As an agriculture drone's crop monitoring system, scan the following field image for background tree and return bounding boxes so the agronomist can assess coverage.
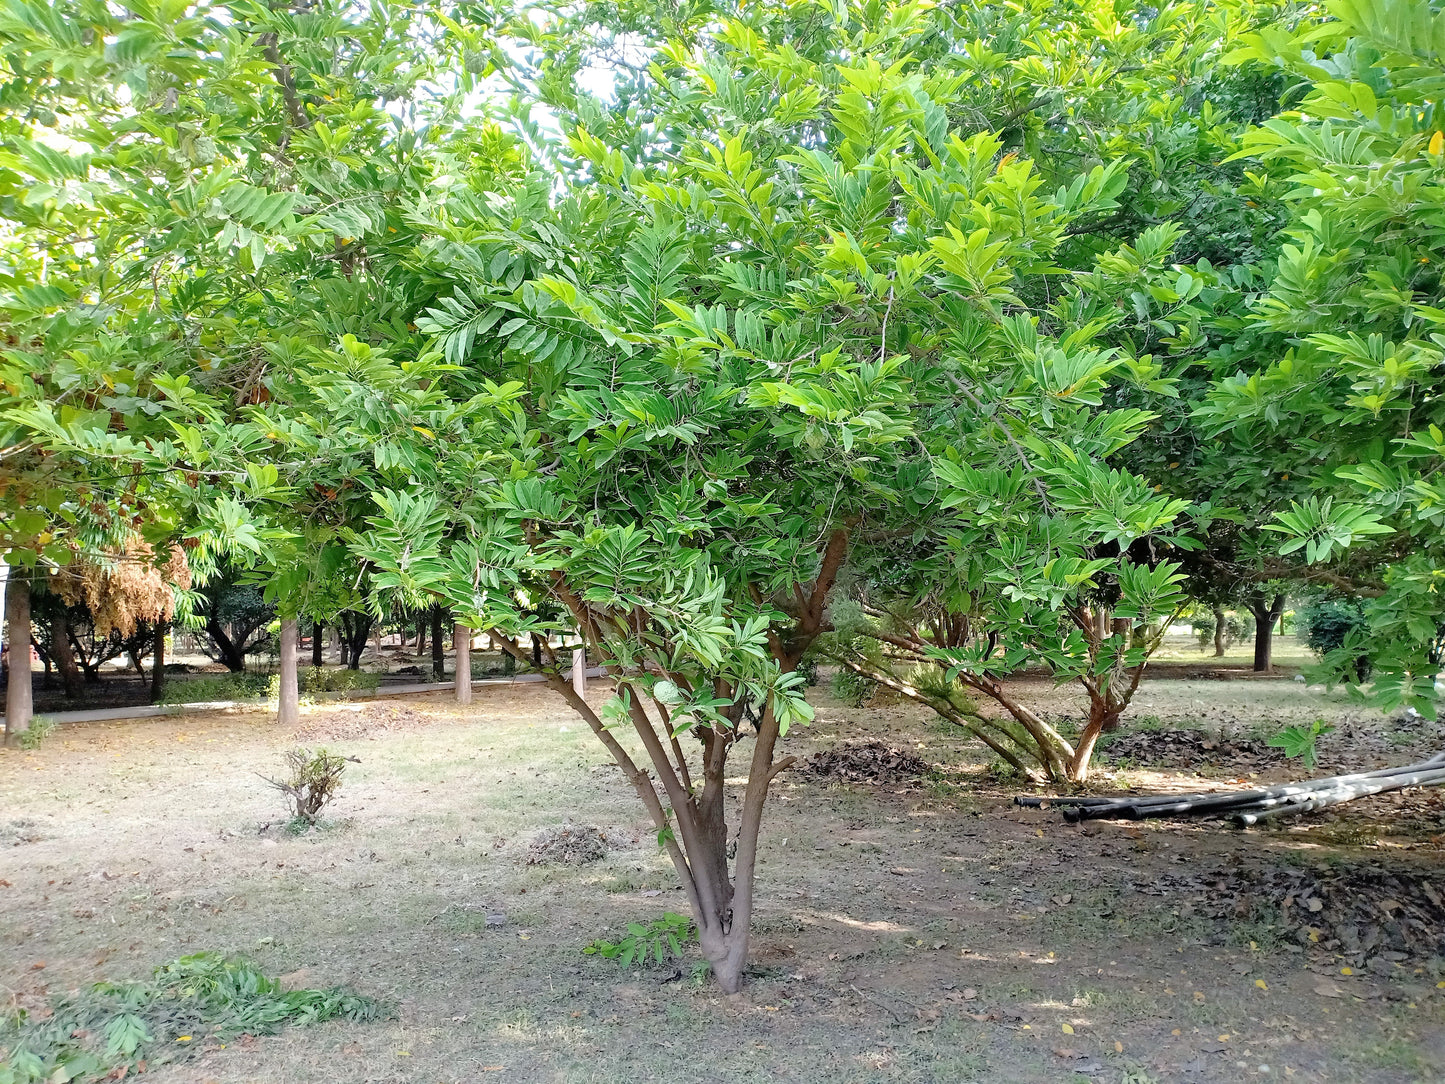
[1201,0,1445,709]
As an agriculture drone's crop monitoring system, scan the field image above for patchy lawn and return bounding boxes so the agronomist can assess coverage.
[2,675,1443,1083]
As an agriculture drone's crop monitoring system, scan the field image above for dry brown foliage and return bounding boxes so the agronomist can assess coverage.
[49,536,192,636]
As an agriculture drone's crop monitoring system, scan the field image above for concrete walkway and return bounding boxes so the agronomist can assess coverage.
[2,667,606,729]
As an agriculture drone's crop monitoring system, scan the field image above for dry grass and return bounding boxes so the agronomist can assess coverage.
[1,679,1442,1083]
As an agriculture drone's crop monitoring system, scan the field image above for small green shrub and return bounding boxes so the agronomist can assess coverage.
[157,672,269,705]
[16,717,56,750]
[1190,609,1253,650]
[1266,719,1334,768]
[795,655,820,687]
[262,747,352,824]
[0,952,388,1083]
[832,667,877,707]
[584,913,695,968]
[1298,598,1367,656]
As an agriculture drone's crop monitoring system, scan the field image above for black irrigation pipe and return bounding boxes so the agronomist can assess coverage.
[1016,750,1445,825]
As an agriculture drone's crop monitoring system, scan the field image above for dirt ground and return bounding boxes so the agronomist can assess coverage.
[2,673,1443,1084]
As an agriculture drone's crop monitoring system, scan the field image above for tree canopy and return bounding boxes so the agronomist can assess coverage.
[7,0,1445,990]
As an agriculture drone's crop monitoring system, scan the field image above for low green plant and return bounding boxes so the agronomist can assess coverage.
[0,952,388,1083]
[583,912,696,968]
[832,667,877,707]
[16,717,56,750]
[261,747,352,824]
[1266,719,1334,769]
[795,655,820,687]
[156,672,269,705]
[282,667,382,697]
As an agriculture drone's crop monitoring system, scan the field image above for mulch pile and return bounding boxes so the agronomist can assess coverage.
[1102,728,1286,772]
[802,740,929,785]
[293,703,426,741]
[1137,862,1445,967]
[526,824,608,866]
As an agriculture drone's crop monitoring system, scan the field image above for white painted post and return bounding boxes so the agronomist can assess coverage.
[572,646,586,698]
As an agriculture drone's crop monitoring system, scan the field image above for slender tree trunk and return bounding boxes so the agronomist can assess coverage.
[5,568,33,739]
[455,623,472,704]
[277,618,300,727]
[51,612,82,697]
[416,614,427,656]
[1250,594,1286,673]
[312,621,324,667]
[531,633,542,668]
[372,622,382,661]
[431,606,444,680]
[1213,606,1226,656]
[151,621,166,703]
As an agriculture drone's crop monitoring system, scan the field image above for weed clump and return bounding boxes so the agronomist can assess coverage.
[584,912,696,968]
[0,952,388,1083]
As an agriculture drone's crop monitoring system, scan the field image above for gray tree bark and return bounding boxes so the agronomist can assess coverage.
[4,569,32,739]
[277,618,300,727]
[455,623,472,704]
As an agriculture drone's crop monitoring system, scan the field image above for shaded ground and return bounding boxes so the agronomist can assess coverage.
[2,676,1443,1083]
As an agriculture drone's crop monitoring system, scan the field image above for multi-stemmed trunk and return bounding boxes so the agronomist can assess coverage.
[837,600,1179,785]
[486,528,849,992]
[337,611,373,670]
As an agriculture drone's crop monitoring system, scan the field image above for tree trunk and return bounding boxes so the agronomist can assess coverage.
[416,613,427,656]
[455,623,472,704]
[51,611,82,698]
[1069,704,1114,782]
[1213,606,1226,656]
[531,633,543,668]
[431,606,444,680]
[277,618,300,726]
[5,568,33,739]
[312,621,324,667]
[205,614,248,672]
[151,622,166,703]
[1250,594,1286,673]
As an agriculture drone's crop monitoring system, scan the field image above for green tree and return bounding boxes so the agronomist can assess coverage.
[1201,0,1445,710]
[337,0,1248,979]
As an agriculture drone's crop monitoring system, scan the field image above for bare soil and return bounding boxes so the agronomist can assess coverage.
[2,674,1443,1084]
